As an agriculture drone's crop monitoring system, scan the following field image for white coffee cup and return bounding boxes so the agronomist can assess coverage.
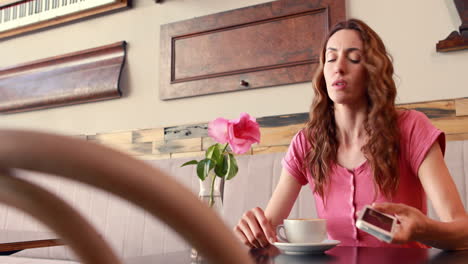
[276,219,327,243]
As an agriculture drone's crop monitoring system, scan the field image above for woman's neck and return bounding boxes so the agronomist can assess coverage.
[334,103,368,147]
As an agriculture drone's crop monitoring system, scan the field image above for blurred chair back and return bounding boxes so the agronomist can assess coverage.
[0,129,253,264]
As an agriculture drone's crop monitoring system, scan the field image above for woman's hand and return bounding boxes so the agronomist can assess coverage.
[233,207,277,248]
[372,203,430,244]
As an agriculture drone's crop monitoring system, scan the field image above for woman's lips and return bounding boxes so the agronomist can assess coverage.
[332,80,347,90]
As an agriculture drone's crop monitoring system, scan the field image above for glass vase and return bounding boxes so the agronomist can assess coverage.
[190,172,224,263]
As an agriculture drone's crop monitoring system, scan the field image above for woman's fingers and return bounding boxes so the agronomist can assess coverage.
[233,207,275,248]
[372,203,408,215]
[390,223,412,244]
[244,209,270,247]
[234,219,257,248]
[252,207,276,243]
[372,203,427,244]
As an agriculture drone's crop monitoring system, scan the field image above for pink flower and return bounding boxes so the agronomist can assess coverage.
[208,113,261,154]
[208,117,229,144]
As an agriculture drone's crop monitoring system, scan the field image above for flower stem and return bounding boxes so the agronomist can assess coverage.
[209,173,216,207]
[222,143,228,154]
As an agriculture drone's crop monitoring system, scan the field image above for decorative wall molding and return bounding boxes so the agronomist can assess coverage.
[436,0,468,52]
[159,0,345,100]
[80,97,468,160]
[0,41,127,113]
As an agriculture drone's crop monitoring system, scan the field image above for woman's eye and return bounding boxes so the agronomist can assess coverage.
[326,58,336,62]
[348,54,361,63]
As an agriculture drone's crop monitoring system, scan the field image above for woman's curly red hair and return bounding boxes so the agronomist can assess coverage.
[305,19,400,199]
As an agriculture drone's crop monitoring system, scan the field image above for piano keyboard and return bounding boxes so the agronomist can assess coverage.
[0,0,117,33]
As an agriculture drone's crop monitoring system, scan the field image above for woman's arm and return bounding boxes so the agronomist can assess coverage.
[374,141,468,250]
[233,168,302,248]
[265,169,304,227]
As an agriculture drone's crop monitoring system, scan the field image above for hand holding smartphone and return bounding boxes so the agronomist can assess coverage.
[356,205,397,243]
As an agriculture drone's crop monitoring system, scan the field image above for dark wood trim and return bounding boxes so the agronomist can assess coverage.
[0,239,63,252]
[436,0,468,52]
[0,41,127,113]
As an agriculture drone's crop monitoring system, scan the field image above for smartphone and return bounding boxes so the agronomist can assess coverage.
[356,205,397,243]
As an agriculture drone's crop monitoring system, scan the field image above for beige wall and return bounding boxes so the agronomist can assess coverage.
[1,0,467,135]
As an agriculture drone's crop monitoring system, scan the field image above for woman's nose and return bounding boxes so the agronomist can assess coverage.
[334,57,346,74]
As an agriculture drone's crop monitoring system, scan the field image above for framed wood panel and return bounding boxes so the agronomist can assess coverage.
[0,41,126,113]
[159,0,345,100]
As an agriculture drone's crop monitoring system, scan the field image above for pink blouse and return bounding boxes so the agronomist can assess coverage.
[282,110,445,248]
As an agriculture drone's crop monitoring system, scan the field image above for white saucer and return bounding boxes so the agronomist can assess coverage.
[273,239,340,254]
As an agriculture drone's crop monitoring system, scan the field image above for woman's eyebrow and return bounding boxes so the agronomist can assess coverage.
[347,47,361,52]
[326,47,361,52]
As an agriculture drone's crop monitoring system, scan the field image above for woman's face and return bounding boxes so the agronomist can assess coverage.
[323,29,367,107]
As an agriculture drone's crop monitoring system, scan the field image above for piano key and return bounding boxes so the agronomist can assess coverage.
[19,2,26,17]
[36,0,44,13]
[27,1,33,15]
[11,4,17,20]
[4,8,10,22]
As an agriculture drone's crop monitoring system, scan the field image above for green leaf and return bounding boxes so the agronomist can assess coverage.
[215,153,238,180]
[225,153,238,180]
[206,144,222,165]
[205,145,216,159]
[214,154,225,177]
[196,159,214,181]
[180,160,198,167]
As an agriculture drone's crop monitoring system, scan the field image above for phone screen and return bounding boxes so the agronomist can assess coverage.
[362,208,393,232]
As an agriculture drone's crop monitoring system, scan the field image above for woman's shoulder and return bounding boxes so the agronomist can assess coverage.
[287,128,311,153]
[397,109,427,122]
[397,109,431,129]
[290,128,308,146]
[397,109,442,146]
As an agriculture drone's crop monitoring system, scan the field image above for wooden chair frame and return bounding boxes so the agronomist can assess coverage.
[0,129,253,264]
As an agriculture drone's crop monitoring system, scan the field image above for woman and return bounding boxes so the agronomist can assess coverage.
[233,19,468,250]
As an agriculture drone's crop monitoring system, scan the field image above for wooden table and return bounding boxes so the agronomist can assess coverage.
[124,246,468,264]
[0,230,63,255]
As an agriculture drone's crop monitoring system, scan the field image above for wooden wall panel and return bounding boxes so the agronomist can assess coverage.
[153,138,201,155]
[430,116,468,134]
[397,100,456,118]
[79,97,468,160]
[455,98,468,116]
[0,41,126,113]
[133,128,165,143]
[159,0,345,100]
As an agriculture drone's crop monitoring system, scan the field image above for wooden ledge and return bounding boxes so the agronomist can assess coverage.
[436,31,468,52]
[0,41,127,114]
[436,0,468,52]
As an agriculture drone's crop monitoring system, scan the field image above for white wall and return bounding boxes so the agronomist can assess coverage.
[1,0,467,135]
